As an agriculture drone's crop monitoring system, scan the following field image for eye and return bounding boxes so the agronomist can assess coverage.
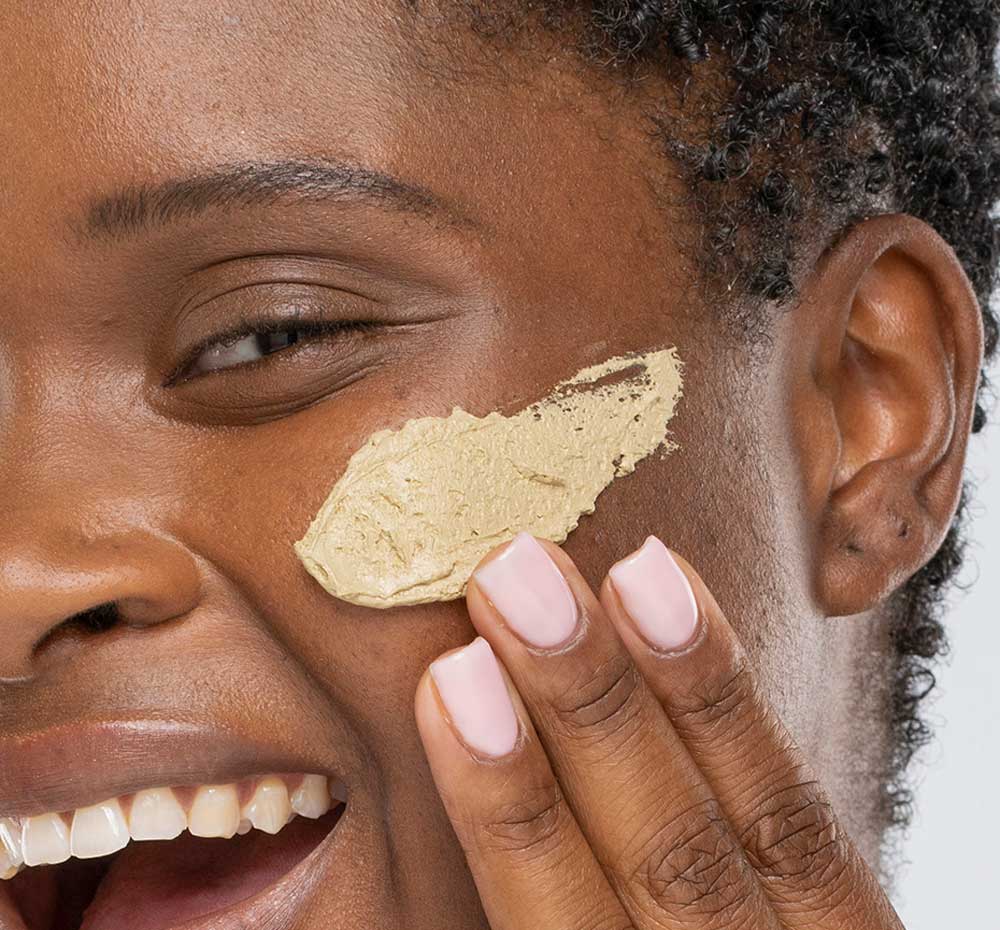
[170,319,372,385]
[188,328,302,377]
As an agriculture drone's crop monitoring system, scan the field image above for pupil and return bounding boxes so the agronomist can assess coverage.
[258,330,299,355]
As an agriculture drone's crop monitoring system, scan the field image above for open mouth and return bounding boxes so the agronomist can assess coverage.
[0,774,346,930]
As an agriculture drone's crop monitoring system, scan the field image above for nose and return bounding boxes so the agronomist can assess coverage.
[0,512,202,682]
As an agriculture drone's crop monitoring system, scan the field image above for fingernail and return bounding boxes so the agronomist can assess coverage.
[473,532,578,649]
[609,536,699,651]
[429,638,520,758]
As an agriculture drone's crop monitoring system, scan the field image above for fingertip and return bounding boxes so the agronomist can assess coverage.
[605,539,722,626]
[602,535,702,653]
[463,532,531,616]
[413,663,443,741]
[465,533,597,653]
[663,547,730,635]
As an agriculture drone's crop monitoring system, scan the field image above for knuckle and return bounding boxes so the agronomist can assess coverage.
[551,653,646,744]
[671,664,753,735]
[478,779,568,860]
[622,799,756,923]
[741,783,844,882]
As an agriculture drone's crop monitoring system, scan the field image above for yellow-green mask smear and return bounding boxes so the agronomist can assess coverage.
[295,347,683,608]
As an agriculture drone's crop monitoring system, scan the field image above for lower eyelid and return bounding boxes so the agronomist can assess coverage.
[159,349,388,426]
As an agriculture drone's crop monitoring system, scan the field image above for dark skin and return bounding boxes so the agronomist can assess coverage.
[0,3,983,928]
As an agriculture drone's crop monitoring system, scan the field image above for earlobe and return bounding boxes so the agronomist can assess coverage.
[789,215,984,618]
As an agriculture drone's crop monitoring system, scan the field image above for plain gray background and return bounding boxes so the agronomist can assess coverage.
[892,396,999,926]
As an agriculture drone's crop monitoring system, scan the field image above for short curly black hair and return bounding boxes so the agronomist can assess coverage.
[463,0,1000,841]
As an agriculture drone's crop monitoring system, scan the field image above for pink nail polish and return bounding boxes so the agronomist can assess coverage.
[609,536,699,651]
[429,638,520,758]
[473,532,578,649]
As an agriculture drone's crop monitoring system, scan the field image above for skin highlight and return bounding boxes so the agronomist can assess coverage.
[0,2,985,927]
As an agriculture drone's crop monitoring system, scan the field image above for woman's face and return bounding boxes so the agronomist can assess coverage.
[0,3,893,928]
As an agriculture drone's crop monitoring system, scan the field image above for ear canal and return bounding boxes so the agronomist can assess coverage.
[819,462,938,617]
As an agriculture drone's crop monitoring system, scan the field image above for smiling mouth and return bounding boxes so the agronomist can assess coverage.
[0,774,347,930]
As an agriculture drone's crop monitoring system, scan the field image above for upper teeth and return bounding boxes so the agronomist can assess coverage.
[0,774,343,880]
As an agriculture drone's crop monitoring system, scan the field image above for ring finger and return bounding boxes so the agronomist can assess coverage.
[600,539,902,929]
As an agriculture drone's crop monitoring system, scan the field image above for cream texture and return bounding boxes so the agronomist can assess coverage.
[295,347,684,608]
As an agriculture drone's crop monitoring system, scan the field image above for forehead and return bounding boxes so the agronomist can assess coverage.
[0,2,643,244]
[0,0,696,371]
[2,2,432,200]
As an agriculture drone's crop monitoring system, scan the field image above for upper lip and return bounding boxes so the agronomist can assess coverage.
[0,718,342,817]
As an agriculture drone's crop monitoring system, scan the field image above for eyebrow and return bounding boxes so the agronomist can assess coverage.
[83,159,474,240]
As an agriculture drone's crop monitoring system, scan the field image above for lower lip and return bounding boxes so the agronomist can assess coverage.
[0,803,352,930]
[186,802,351,930]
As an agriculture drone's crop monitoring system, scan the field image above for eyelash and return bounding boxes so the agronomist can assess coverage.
[166,317,378,386]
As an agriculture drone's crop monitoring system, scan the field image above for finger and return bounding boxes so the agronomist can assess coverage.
[466,533,779,930]
[601,536,903,930]
[415,636,633,930]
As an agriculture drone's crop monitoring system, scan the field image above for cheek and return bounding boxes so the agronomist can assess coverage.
[597,361,830,762]
[167,399,474,728]
[296,347,684,611]
[166,410,488,918]
[559,355,791,642]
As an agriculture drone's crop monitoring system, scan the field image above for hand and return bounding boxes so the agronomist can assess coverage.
[414,533,904,929]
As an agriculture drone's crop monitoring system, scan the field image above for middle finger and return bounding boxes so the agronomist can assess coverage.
[466,533,776,930]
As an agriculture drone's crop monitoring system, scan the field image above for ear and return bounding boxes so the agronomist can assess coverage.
[785,214,984,618]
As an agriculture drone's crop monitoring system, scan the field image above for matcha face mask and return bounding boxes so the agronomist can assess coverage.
[295,347,683,608]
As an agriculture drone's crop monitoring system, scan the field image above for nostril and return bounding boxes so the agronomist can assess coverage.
[33,602,122,657]
[0,535,203,679]
[67,602,121,634]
